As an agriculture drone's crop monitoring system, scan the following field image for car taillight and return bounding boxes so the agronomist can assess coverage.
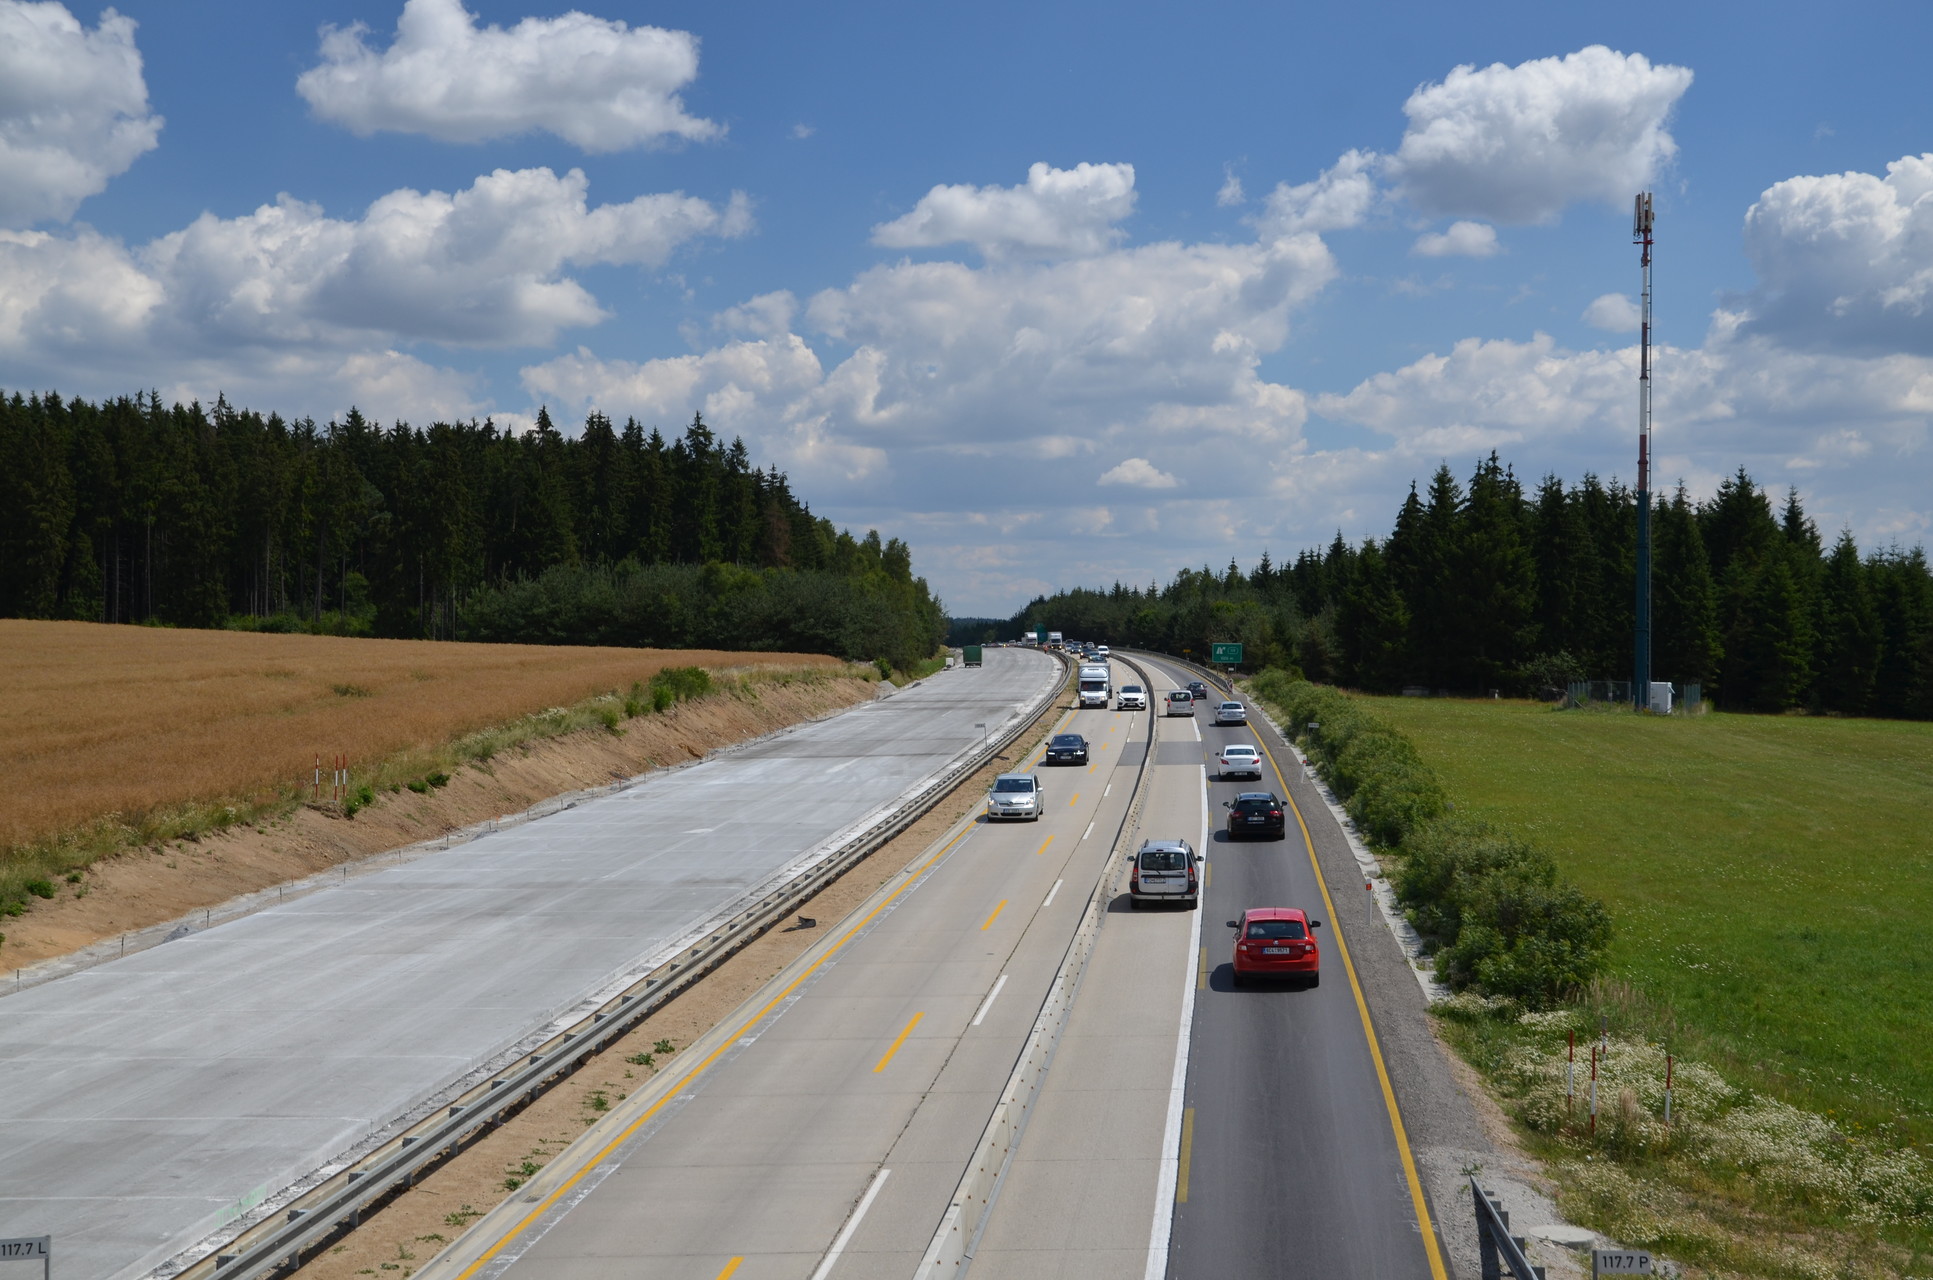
[1187,866,1198,887]
[1270,809,1281,817]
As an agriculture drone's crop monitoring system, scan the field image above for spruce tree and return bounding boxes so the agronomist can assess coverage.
[1815,530,1880,713]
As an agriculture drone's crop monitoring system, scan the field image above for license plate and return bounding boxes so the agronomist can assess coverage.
[1247,816,1266,823]
[1263,946,1294,955]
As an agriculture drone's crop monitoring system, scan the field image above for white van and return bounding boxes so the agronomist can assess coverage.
[1164,689,1194,716]
[1077,664,1111,708]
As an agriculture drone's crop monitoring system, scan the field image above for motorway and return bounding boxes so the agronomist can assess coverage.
[421,652,1451,1279]
[0,650,1060,1280]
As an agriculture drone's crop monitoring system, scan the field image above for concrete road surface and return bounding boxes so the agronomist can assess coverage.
[0,648,1059,1280]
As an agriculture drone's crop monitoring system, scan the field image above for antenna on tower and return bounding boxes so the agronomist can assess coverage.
[1633,192,1655,711]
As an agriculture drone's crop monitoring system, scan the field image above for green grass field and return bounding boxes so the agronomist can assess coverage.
[1362,696,1933,1143]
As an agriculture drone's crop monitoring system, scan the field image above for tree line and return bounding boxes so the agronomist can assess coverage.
[1012,454,1933,718]
[0,389,946,668]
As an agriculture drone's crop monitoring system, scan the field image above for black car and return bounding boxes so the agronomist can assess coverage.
[1187,680,1210,701]
[1224,792,1286,840]
[1044,733,1090,765]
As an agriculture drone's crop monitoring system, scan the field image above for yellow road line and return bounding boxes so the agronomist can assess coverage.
[715,1259,744,1279]
[1197,947,1208,991]
[980,899,1007,931]
[874,1012,923,1073]
[1069,793,1080,806]
[1177,1107,1196,1203]
[1036,835,1054,856]
[1254,731,1450,1280]
[1203,860,1211,888]
[449,819,978,1279]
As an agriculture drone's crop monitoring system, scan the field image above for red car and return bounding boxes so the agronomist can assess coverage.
[1229,907,1321,987]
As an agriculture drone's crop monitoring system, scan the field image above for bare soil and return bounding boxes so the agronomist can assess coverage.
[2,675,878,972]
[286,678,1072,1280]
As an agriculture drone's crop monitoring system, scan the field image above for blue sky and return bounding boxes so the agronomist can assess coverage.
[4,0,1931,614]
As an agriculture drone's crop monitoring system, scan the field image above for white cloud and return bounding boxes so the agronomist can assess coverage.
[1737,153,1933,354]
[1389,46,1692,224]
[1258,150,1378,236]
[1217,166,1245,207]
[0,1,161,227]
[1584,292,1641,331]
[296,0,719,151]
[791,123,815,140]
[871,161,1137,260]
[1412,220,1500,258]
[713,290,797,340]
[1098,457,1178,488]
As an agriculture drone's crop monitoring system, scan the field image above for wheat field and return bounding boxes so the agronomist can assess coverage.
[0,620,843,849]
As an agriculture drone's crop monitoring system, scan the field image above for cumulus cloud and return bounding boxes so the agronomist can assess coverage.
[1412,220,1499,258]
[871,161,1137,260]
[1258,150,1378,236]
[1098,457,1178,488]
[1389,46,1692,224]
[1217,166,1245,207]
[0,167,748,417]
[1738,153,1933,354]
[0,1,161,226]
[1584,292,1641,331]
[296,0,719,151]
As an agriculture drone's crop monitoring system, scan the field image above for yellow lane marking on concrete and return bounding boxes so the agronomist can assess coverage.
[1254,730,1450,1280]
[715,1259,744,1280]
[1204,860,1212,889]
[1177,1108,1196,1203]
[1068,793,1080,806]
[449,818,979,1280]
[1197,947,1208,991]
[1036,835,1054,856]
[874,1012,923,1073]
[981,899,1007,931]
[1089,763,1098,773]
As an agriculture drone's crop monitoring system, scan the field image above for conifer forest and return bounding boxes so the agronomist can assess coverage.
[0,390,947,669]
[1015,455,1933,718]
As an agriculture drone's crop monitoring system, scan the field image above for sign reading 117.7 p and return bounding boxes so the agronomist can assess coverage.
[1210,642,1243,665]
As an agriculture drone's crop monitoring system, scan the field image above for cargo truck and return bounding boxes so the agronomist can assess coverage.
[1077,663,1111,708]
[962,645,983,667]
[1046,631,1064,650]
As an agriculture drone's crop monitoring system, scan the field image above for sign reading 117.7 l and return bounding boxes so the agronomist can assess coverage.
[1210,642,1243,665]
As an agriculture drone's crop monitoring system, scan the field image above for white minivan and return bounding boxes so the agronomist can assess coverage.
[1164,689,1194,716]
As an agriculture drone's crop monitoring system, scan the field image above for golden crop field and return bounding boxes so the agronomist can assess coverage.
[0,620,843,849]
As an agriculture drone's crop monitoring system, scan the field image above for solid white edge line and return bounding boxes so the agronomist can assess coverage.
[970,974,1010,1027]
[810,1166,890,1280]
[1143,762,1209,1280]
[1042,879,1063,908]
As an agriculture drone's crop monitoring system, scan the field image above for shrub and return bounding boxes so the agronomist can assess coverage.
[25,878,56,899]
[649,666,713,710]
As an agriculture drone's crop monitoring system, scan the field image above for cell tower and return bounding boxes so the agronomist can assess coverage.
[1632,192,1654,711]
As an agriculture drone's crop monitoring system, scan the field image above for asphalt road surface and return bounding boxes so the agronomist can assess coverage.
[0,648,1059,1280]
[424,660,1150,1280]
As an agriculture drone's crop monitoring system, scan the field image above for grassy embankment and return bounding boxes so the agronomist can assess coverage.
[1362,695,1933,1276]
[0,620,863,920]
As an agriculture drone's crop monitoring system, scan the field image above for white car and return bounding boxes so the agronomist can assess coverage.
[1214,700,1248,726]
[1217,744,1264,780]
[1164,690,1194,716]
[1116,684,1148,710]
[986,773,1044,821]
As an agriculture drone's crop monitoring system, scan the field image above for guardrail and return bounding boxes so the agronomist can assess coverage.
[163,651,1072,1280]
[916,654,1160,1273]
[1471,1176,1546,1280]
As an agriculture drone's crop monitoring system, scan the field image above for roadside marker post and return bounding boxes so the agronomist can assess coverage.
[1567,1031,1576,1116]
[0,1235,51,1280]
[1593,1247,1653,1276]
[1589,1045,1599,1137]
[1663,1054,1674,1127]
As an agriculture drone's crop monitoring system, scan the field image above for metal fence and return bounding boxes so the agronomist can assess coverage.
[1563,680,1703,714]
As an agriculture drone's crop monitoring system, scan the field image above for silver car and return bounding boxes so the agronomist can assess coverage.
[1215,700,1247,725]
[1129,839,1200,908]
[986,772,1044,821]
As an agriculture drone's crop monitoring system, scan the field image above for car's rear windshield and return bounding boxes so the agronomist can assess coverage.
[1139,849,1189,871]
[1246,920,1306,940]
[1234,798,1276,812]
[1169,691,1190,700]
[1220,703,1242,710]
[993,778,1035,793]
[1224,746,1256,755]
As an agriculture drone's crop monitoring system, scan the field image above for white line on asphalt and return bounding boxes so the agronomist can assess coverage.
[1104,783,1112,797]
[810,1167,891,1280]
[1143,766,1209,1280]
[971,975,1010,1027]
[1042,879,1063,908]
[1083,821,1095,841]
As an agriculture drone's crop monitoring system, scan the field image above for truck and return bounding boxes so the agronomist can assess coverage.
[1046,631,1064,651]
[962,644,983,667]
[1077,663,1111,708]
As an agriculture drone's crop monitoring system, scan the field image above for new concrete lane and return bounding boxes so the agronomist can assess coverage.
[0,650,1060,1280]
[445,664,1150,1280]
[1165,655,1442,1280]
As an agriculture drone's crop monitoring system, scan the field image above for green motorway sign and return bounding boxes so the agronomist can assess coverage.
[1210,642,1244,665]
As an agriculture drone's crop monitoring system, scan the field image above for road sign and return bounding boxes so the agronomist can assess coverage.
[0,1236,50,1280]
[1035,626,1048,646]
[1593,1249,1653,1276]
[1210,642,1243,665]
